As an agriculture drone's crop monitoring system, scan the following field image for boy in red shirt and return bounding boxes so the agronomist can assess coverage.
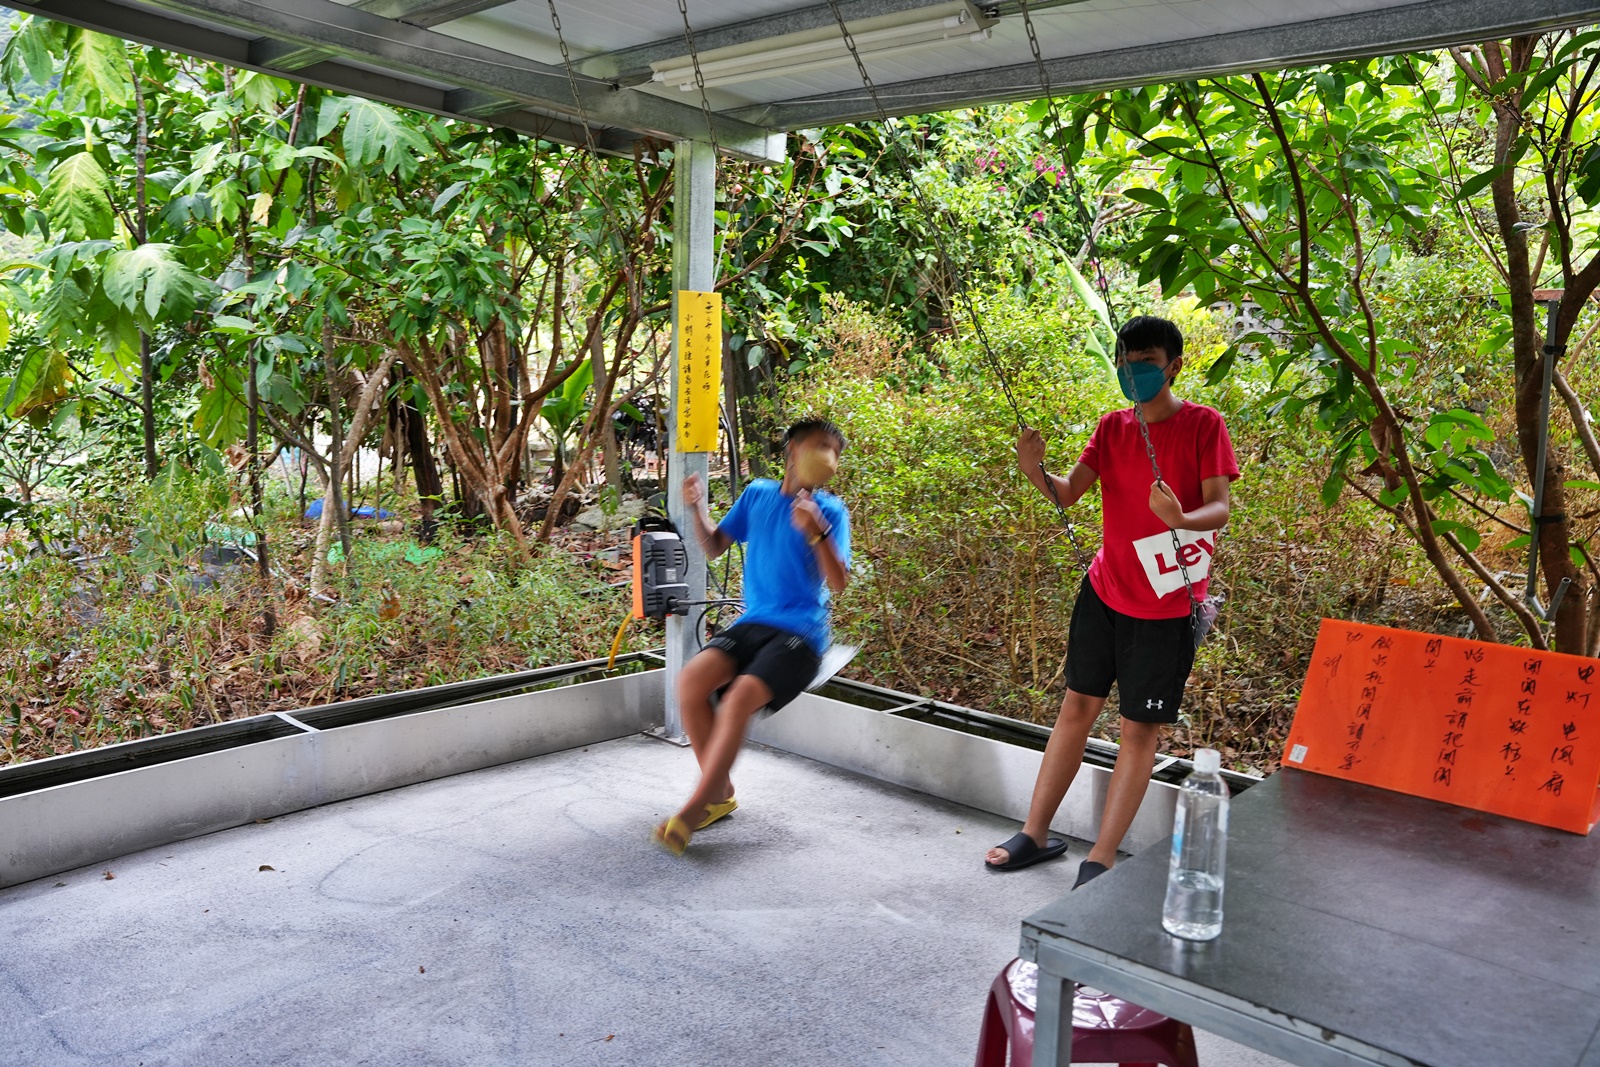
[985,315,1239,887]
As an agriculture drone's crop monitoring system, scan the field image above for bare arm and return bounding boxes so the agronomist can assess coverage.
[1017,428,1098,508]
[1150,475,1231,532]
[792,491,849,594]
[682,474,733,559]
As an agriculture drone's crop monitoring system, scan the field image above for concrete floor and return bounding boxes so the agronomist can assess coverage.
[0,735,1289,1066]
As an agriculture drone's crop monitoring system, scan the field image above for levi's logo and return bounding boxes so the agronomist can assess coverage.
[1132,529,1216,597]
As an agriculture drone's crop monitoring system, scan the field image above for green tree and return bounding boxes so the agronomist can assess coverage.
[1065,44,1600,652]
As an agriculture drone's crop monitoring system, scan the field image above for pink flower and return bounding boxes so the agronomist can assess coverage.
[1032,210,1046,224]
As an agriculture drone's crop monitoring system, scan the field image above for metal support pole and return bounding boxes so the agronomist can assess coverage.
[1032,971,1075,1066]
[660,139,716,744]
[1527,298,1574,622]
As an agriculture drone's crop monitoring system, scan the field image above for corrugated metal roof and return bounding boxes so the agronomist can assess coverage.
[13,0,1600,158]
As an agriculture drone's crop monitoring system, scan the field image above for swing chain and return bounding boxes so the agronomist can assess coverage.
[544,0,601,159]
[820,0,1090,563]
[673,0,725,181]
[1018,0,1206,628]
[547,0,648,308]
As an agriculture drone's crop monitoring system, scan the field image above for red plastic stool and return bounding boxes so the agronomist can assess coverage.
[975,958,1200,1067]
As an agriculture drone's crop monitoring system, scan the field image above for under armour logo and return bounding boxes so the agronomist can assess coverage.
[1146,699,1164,710]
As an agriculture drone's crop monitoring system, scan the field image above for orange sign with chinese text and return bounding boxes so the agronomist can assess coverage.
[1284,620,1600,833]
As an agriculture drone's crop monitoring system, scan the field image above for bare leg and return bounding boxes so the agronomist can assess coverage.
[673,674,772,828]
[1084,718,1162,868]
[676,648,737,802]
[986,689,1106,866]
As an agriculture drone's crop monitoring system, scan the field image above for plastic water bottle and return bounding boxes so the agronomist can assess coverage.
[1162,748,1229,941]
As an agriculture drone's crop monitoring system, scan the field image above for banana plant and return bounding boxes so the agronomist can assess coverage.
[539,357,592,485]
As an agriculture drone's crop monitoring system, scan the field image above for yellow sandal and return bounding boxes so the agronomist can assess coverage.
[652,815,692,856]
[695,796,738,831]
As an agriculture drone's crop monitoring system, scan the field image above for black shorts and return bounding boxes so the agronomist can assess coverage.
[1065,576,1194,724]
[705,622,822,712]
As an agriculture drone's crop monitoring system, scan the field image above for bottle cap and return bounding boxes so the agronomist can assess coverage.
[1194,749,1221,775]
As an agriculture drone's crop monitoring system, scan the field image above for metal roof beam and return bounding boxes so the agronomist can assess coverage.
[247,1,520,71]
[16,0,782,160]
[732,0,1600,128]
[12,0,640,155]
[368,0,518,28]
[578,0,955,84]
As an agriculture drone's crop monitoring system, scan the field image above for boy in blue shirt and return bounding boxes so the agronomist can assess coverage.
[653,418,851,854]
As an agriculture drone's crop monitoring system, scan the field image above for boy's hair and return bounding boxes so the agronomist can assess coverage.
[1117,315,1184,363]
[783,417,846,452]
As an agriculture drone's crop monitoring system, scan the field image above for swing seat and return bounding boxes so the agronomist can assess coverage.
[975,958,1200,1067]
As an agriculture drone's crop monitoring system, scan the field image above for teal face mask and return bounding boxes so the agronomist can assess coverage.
[1117,360,1169,404]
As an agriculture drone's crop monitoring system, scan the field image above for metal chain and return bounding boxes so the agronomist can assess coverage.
[674,0,722,162]
[546,0,642,304]
[674,0,731,286]
[1018,0,1203,619]
[820,0,1090,563]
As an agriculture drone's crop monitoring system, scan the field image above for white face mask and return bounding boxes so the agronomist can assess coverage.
[793,446,838,489]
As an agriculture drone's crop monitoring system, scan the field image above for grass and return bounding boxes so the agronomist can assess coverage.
[1,473,647,765]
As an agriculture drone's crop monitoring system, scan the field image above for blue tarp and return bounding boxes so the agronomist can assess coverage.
[304,498,393,520]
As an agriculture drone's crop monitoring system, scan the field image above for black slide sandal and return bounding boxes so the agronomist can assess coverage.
[985,831,1069,872]
[1073,860,1110,889]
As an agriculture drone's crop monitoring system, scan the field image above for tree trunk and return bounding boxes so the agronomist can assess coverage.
[133,66,158,482]
[397,365,443,542]
[1484,42,1588,652]
[140,334,158,480]
[245,344,275,637]
[550,436,566,487]
[734,331,774,478]
[592,325,622,492]
[309,383,347,597]
[722,330,741,493]
[309,349,399,594]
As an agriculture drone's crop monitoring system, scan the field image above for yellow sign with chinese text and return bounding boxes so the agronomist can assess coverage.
[676,289,722,453]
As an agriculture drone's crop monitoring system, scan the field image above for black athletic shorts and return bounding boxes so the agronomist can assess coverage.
[705,622,822,712]
[1065,576,1194,724]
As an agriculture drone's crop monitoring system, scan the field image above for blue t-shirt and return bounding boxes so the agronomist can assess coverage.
[717,479,851,654]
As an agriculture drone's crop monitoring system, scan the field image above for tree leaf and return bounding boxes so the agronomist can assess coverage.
[432,180,468,214]
[1062,255,1111,337]
[1456,163,1506,201]
[2,347,71,418]
[3,17,62,90]
[1205,344,1238,386]
[337,99,430,176]
[62,29,132,109]
[251,192,274,224]
[1320,461,1345,507]
[315,95,354,142]
[42,152,115,242]
[1122,186,1168,209]
[103,244,214,324]
[194,369,247,447]
[1431,518,1481,554]
[234,71,281,112]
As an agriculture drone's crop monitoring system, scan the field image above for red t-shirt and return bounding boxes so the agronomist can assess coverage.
[1078,402,1240,620]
